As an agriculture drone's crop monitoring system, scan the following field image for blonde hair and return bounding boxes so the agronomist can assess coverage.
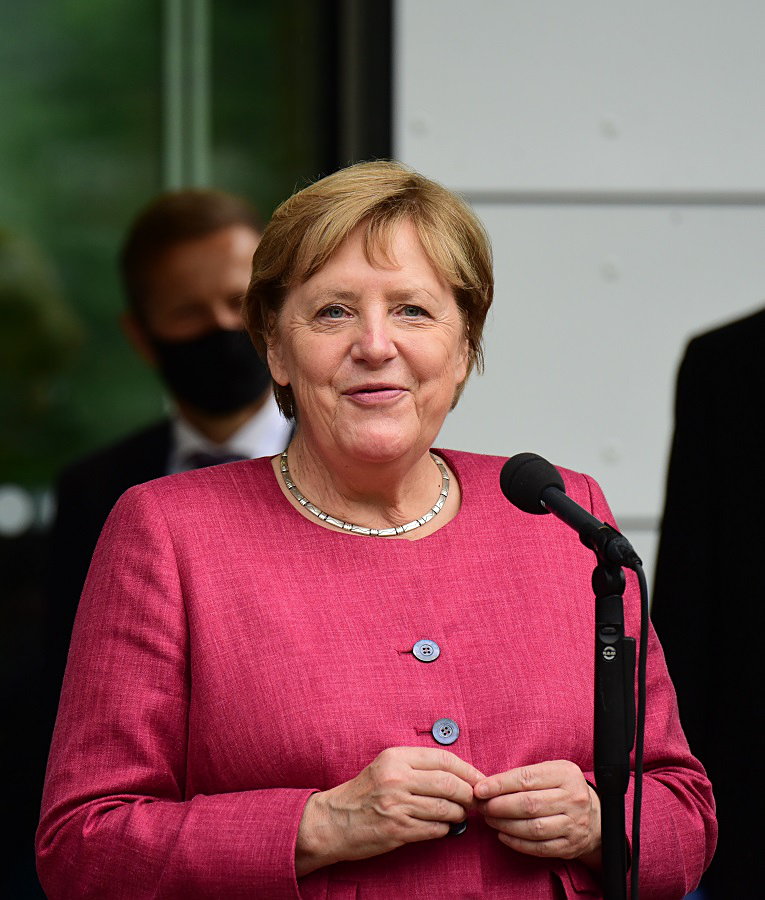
[244,160,493,419]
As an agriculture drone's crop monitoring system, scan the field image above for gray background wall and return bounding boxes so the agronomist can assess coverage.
[394,0,765,577]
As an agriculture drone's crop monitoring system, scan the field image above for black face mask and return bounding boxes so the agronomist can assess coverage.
[149,328,272,416]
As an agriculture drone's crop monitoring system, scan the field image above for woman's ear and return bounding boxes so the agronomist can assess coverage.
[456,334,470,383]
[265,321,290,387]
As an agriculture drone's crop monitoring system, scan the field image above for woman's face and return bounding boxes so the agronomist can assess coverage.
[268,220,469,466]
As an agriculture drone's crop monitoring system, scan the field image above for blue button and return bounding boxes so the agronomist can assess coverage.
[413,639,441,662]
[431,718,460,745]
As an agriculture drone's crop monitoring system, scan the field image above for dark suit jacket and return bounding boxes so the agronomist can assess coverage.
[652,307,765,896]
[44,419,173,710]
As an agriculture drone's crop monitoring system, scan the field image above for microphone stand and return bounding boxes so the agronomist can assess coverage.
[591,552,636,900]
[499,455,642,896]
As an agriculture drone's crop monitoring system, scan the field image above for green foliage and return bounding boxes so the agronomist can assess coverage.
[0,229,83,483]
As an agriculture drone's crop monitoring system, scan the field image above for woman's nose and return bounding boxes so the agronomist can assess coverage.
[351,315,397,364]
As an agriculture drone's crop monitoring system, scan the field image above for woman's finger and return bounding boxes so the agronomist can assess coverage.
[405,795,470,823]
[474,759,580,800]
[409,768,478,809]
[390,746,484,785]
[497,832,578,859]
[484,812,572,842]
[479,786,566,821]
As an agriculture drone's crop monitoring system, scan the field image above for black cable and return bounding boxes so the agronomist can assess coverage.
[630,562,649,898]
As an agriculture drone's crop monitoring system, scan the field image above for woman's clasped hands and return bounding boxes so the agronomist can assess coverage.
[296,749,602,876]
[474,759,602,868]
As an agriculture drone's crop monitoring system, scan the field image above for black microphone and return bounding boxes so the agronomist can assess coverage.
[500,452,641,569]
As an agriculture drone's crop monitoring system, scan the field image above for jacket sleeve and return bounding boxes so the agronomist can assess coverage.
[580,472,717,898]
[36,483,316,899]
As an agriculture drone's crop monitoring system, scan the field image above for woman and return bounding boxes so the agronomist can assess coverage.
[37,161,716,898]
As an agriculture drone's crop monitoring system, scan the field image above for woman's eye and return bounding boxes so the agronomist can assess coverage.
[402,305,426,317]
[320,305,347,319]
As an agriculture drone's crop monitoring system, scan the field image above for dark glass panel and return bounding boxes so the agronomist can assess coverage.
[0,0,163,487]
[211,0,339,217]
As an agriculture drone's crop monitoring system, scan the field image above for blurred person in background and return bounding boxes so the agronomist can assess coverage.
[44,189,291,704]
[652,307,765,897]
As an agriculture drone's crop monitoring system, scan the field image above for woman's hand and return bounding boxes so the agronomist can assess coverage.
[296,746,484,876]
[474,760,602,868]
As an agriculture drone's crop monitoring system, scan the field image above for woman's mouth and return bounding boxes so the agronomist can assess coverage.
[345,386,406,404]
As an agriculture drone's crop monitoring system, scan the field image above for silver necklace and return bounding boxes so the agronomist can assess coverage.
[279,449,450,537]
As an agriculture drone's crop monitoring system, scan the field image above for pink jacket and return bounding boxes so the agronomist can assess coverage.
[37,450,716,898]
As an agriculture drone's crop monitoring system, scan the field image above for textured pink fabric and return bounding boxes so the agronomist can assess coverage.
[36,450,716,898]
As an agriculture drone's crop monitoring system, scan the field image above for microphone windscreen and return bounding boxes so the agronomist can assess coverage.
[499,452,565,515]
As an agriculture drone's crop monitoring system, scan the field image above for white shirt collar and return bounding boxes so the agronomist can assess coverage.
[168,394,292,474]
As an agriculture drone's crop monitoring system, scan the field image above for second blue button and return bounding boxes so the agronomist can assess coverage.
[431,717,460,745]
[413,639,441,662]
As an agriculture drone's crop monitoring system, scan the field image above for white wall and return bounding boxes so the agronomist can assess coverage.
[394,0,765,580]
